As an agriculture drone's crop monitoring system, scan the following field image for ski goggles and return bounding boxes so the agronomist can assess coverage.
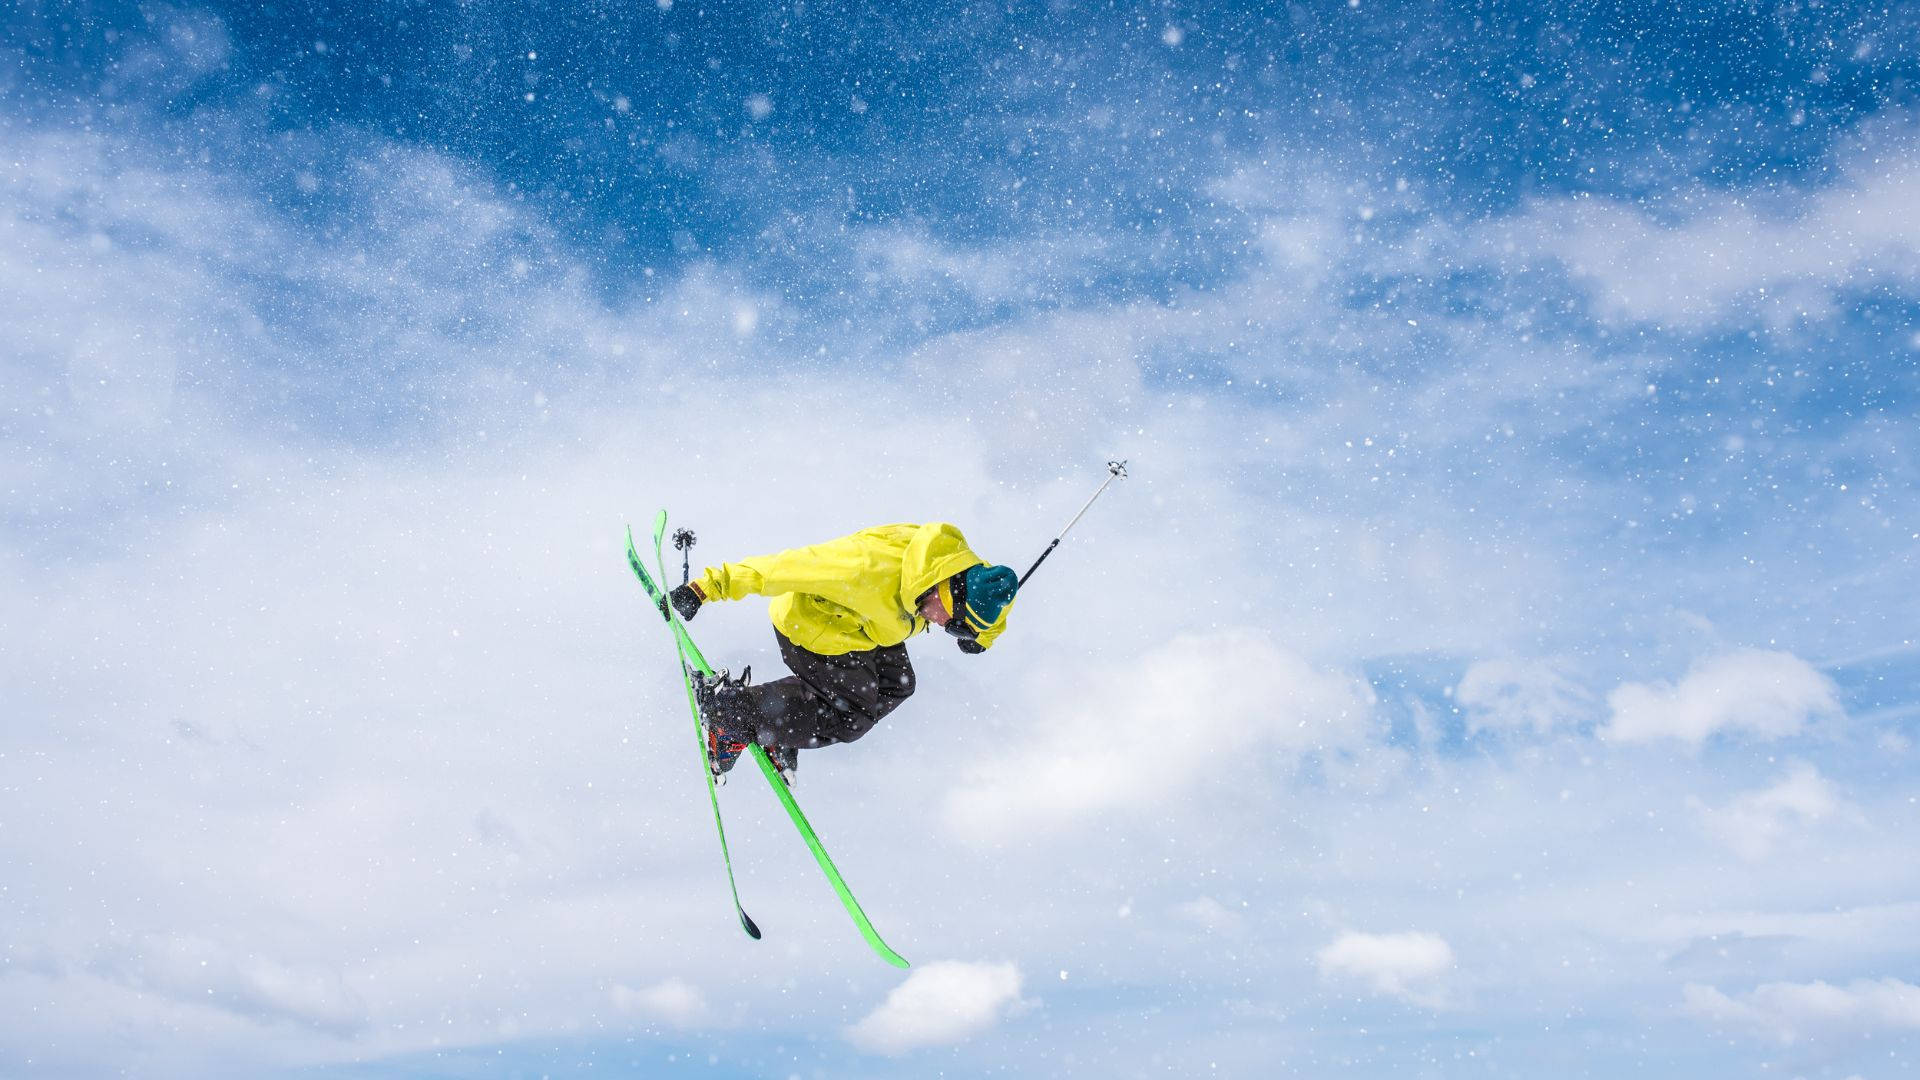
[947,575,1007,641]
[937,576,977,640]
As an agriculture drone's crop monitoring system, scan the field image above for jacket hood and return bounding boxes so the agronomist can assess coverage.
[898,523,984,611]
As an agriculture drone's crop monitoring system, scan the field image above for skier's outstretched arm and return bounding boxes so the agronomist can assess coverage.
[692,535,876,610]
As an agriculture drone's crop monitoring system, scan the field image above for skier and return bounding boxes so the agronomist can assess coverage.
[658,522,1018,780]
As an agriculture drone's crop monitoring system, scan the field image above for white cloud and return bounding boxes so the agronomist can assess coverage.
[1694,762,1857,861]
[93,934,366,1036]
[610,978,708,1027]
[851,225,1112,305]
[1488,149,1920,329]
[1173,896,1245,934]
[844,961,1024,1055]
[1316,931,1455,1008]
[1683,978,1920,1042]
[941,631,1375,843]
[1455,659,1592,735]
[1600,650,1842,745]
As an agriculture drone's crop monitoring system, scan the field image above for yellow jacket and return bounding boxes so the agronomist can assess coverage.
[694,523,1009,656]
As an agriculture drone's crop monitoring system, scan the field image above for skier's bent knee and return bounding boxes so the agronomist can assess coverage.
[887,668,916,701]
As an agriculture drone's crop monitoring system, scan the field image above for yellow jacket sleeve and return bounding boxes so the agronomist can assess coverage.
[693,535,880,612]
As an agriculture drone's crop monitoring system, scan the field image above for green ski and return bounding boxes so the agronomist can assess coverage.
[629,511,910,969]
[626,522,760,941]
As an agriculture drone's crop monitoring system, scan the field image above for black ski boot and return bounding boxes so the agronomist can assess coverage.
[691,666,754,779]
[765,743,799,787]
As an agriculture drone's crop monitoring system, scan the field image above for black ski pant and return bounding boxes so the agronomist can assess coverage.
[733,630,916,750]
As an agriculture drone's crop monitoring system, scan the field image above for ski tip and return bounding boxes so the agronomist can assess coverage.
[740,910,763,940]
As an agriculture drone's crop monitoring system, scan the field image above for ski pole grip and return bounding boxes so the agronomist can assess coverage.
[673,528,697,586]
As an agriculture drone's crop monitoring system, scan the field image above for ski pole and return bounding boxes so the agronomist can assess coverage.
[673,529,697,586]
[1018,460,1128,588]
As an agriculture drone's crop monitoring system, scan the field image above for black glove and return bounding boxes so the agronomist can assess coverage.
[668,583,703,621]
[956,637,985,655]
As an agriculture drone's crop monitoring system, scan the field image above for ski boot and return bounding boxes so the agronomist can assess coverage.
[691,666,754,780]
[765,743,799,787]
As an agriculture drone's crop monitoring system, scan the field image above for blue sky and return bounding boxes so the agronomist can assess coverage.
[4,1,1920,1077]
